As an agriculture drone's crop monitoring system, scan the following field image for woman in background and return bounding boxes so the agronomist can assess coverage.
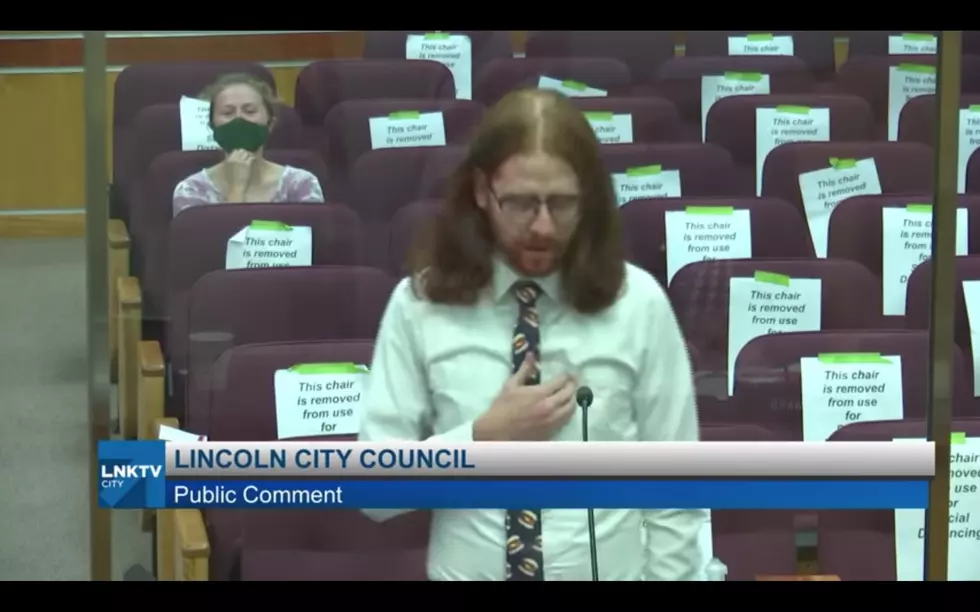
[172,73,324,216]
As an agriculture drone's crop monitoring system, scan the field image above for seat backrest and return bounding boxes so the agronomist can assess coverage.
[293,59,455,125]
[175,266,396,433]
[732,330,972,438]
[320,99,483,200]
[966,143,980,194]
[473,57,633,106]
[669,258,882,372]
[524,31,676,85]
[600,143,739,199]
[700,423,798,581]
[349,145,467,228]
[363,30,512,99]
[208,340,374,441]
[242,507,430,581]
[655,56,814,135]
[896,94,980,147]
[827,194,980,319]
[569,96,683,144]
[705,94,875,195]
[167,202,364,331]
[844,31,940,59]
[834,54,980,138]
[683,30,837,80]
[818,417,980,581]
[620,196,815,287]
[760,141,934,225]
[113,62,275,182]
[215,339,430,581]
[906,255,980,410]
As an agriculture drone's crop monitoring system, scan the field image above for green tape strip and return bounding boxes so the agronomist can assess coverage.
[583,111,613,121]
[952,432,967,444]
[754,271,790,286]
[776,105,811,115]
[249,220,291,231]
[685,206,733,215]
[901,33,936,42]
[423,32,451,40]
[389,111,421,120]
[746,33,774,41]
[897,63,936,74]
[829,157,857,170]
[818,353,891,364]
[906,204,932,213]
[724,72,763,82]
[561,80,587,91]
[289,363,366,375]
[626,165,662,177]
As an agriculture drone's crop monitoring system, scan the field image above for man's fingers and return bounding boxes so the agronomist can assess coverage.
[505,354,537,389]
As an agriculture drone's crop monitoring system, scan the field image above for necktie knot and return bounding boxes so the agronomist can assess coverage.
[513,281,541,307]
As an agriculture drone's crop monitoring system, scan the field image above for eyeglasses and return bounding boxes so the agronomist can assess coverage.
[489,186,581,226]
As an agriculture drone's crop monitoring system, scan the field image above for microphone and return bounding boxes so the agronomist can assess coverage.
[576,386,599,582]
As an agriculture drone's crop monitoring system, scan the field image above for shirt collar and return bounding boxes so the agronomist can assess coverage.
[490,255,561,304]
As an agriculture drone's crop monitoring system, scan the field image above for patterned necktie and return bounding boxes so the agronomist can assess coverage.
[506,280,544,581]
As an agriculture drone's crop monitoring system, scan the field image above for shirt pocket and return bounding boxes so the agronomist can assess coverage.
[427,349,510,426]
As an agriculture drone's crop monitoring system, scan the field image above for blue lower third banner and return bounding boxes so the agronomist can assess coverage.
[126,479,929,510]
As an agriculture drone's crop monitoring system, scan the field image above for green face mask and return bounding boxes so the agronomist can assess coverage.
[211,118,269,153]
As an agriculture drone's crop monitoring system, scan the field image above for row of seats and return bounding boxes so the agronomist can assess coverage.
[132,251,980,440]
[120,89,980,209]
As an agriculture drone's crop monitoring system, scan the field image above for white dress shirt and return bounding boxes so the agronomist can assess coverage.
[360,258,704,581]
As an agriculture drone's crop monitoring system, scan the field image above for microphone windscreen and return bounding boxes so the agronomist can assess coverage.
[576,386,594,409]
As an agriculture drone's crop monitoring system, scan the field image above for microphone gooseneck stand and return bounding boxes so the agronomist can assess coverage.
[575,386,599,582]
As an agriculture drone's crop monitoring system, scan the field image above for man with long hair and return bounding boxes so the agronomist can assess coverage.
[360,89,702,581]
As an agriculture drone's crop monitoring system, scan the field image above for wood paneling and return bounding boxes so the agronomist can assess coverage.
[0,66,303,212]
[0,32,364,68]
[0,214,84,237]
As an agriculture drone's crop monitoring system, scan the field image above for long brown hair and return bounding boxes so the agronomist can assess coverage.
[408,88,625,314]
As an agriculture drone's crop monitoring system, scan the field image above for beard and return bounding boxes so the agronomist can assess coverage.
[501,236,565,277]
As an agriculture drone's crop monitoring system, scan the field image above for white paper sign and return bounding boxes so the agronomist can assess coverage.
[158,424,207,442]
[179,96,219,151]
[894,436,980,581]
[368,111,447,150]
[755,106,830,196]
[959,108,980,193]
[881,206,969,315]
[584,112,633,144]
[701,73,771,141]
[225,222,313,270]
[728,274,822,396]
[798,158,883,258]
[611,166,681,207]
[273,364,369,439]
[728,34,794,56]
[888,34,937,55]
[962,281,980,396]
[888,64,936,141]
[406,33,473,100]
[800,354,905,442]
[664,208,752,284]
[537,75,607,98]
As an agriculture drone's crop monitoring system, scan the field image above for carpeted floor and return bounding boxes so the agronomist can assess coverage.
[0,237,151,581]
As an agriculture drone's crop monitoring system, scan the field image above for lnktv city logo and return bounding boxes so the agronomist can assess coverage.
[97,441,166,509]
